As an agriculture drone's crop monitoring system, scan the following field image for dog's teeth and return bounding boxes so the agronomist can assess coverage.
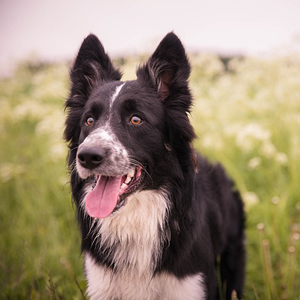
[128,169,135,178]
[124,169,135,184]
[121,183,128,190]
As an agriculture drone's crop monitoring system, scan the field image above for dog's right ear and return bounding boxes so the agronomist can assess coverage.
[65,34,121,147]
[69,34,121,99]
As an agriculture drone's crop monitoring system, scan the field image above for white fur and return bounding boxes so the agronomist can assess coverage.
[76,127,130,178]
[110,83,125,107]
[85,254,206,300]
[84,190,206,299]
[94,190,170,274]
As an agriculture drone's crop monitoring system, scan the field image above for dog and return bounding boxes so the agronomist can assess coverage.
[64,32,245,300]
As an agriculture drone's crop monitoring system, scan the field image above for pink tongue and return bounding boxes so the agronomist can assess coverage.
[85,176,122,218]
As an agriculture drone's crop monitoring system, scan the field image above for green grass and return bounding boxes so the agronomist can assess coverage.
[0,54,299,299]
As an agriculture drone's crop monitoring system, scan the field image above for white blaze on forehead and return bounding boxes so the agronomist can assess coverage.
[111,83,125,106]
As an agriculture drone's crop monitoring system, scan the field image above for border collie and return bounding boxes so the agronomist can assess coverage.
[64,32,245,300]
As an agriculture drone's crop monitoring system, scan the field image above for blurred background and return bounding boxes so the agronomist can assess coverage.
[0,0,300,299]
[1,0,300,76]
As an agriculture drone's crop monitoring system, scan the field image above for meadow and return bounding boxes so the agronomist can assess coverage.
[0,52,299,299]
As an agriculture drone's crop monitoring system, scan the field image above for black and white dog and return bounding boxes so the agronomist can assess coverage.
[64,33,245,300]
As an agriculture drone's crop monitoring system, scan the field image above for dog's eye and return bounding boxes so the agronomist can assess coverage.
[130,116,142,125]
[86,117,94,127]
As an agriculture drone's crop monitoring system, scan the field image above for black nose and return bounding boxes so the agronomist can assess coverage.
[77,146,105,169]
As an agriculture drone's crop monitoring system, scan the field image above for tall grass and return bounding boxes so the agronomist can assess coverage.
[0,54,299,299]
[0,61,85,299]
[190,54,300,299]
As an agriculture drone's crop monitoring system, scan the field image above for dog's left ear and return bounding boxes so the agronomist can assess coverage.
[138,33,196,164]
[137,32,191,102]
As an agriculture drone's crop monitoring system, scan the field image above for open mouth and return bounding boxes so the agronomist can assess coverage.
[85,166,144,218]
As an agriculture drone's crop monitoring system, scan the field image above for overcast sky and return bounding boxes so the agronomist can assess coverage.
[0,0,300,74]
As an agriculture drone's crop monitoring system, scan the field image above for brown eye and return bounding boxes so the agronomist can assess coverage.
[86,117,94,126]
[130,116,142,125]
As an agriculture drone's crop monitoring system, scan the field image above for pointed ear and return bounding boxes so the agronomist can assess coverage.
[137,32,190,101]
[137,33,195,166]
[65,34,121,147]
[69,34,121,100]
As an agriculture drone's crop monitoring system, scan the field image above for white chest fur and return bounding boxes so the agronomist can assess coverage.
[85,253,205,300]
[92,190,170,274]
[84,190,206,299]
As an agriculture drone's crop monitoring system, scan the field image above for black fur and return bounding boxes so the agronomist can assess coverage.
[65,32,245,299]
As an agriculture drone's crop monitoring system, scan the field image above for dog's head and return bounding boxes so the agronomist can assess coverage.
[65,33,195,218]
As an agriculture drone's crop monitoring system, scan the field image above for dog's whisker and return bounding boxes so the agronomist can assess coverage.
[69,145,79,152]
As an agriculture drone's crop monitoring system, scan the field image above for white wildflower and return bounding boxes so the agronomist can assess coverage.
[257,223,265,231]
[293,233,300,242]
[49,143,66,162]
[32,80,67,100]
[248,157,261,170]
[271,196,280,205]
[201,135,223,150]
[260,141,276,158]
[192,54,224,78]
[0,163,13,182]
[35,111,64,137]
[201,135,214,149]
[223,124,241,137]
[0,163,24,182]
[236,123,271,152]
[193,101,212,118]
[13,101,48,122]
[59,175,68,186]
[275,152,288,165]
[243,191,259,208]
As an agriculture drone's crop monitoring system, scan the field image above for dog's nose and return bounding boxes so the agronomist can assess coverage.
[77,146,105,169]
